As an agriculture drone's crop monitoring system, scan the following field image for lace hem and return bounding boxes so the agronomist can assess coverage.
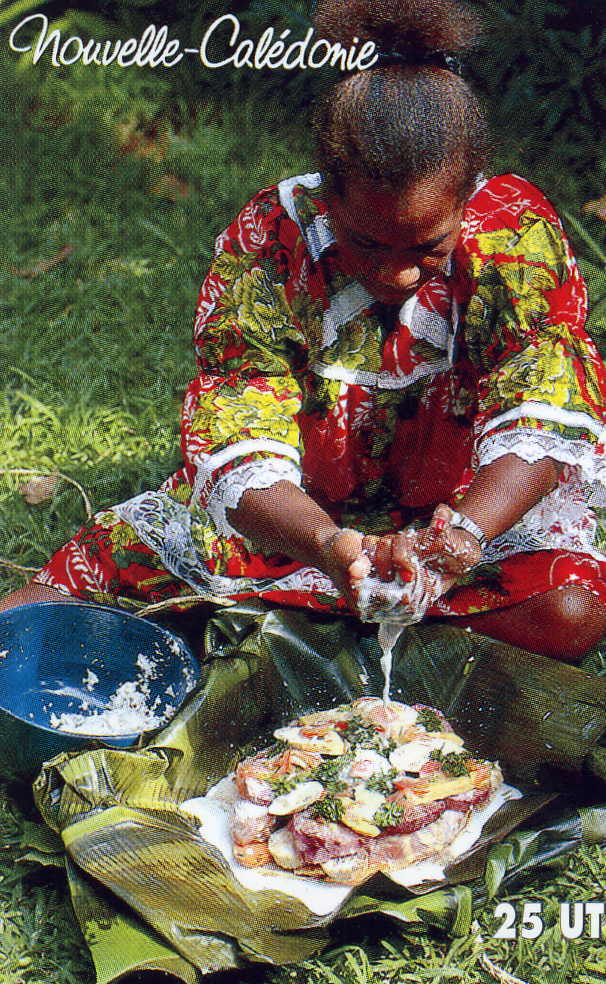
[205,457,303,536]
[477,428,606,485]
[477,458,606,565]
[112,491,337,601]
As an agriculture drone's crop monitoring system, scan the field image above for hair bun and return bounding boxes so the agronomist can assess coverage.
[313,0,483,56]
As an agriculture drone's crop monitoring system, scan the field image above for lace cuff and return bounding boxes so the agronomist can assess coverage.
[205,457,303,535]
[477,428,606,486]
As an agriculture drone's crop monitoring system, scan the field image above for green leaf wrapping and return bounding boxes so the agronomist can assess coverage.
[31,607,606,978]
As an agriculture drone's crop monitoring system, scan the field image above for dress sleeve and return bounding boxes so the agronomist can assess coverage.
[182,188,309,534]
[459,174,606,485]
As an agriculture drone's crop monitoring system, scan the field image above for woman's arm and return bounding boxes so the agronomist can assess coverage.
[229,453,562,602]
[227,482,373,603]
[451,453,562,542]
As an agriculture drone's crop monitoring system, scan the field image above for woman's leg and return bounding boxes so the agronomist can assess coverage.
[0,582,80,613]
[444,586,606,663]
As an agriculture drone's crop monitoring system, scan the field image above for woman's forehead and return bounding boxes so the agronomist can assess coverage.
[328,173,463,240]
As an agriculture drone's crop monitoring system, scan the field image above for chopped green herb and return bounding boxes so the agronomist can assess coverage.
[373,801,405,829]
[267,739,290,757]
[416,709,443,732]
[312,796,345,823]
[310,752,353,793]
[343,716,389,752]
[268,772,307,795]
[430,748,469,777]
[366,768,398,795]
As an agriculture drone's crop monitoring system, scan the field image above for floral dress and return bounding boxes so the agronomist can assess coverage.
[34,173,606,616]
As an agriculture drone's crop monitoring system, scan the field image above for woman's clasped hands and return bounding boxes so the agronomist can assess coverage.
[319,504,483,622]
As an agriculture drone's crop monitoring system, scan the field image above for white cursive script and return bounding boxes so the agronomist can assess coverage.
[198,14,377,71]
[9,15,183,68]
[8,13,378,72]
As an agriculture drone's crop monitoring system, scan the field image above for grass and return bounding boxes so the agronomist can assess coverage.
[0,44,313,594]
[2,36,606,984]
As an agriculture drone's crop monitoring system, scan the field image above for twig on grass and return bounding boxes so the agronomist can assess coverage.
[471,921,529,984]
[0,557,39,574]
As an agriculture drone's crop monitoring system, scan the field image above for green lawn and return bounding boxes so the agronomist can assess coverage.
[2,42,606,984]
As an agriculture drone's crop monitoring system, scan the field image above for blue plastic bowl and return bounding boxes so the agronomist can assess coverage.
[0,602,200,780]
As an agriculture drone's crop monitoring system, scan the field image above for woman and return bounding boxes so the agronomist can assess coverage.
[4,0,606,662]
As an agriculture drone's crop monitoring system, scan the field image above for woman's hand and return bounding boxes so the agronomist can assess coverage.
[328,528,442,621]
[415,503,483,579]
[317,528,372,613]
[358,528,425,584]
[349,512,481,616]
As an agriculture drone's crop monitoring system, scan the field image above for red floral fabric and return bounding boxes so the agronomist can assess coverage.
[34,173,606,616]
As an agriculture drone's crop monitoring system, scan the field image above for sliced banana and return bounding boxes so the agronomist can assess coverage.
[273,726,347,756]
[268,780,324,816]
[341,813,381,837]
[389,735,465,773]
[353,786,385,811]
[341,788,385,837]
[267,826,302,869]
[428,731,464,745]
[298,706,352,725]
[320,853,372,884]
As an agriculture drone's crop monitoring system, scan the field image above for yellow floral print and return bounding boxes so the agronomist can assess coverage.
[192,378,301,448]
[109,520,142,549]
[488,339,576,407]
[232,268,293,341]
[469,212,569,282]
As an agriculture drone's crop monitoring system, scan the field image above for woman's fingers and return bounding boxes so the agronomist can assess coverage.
[390,533,416,582]
[326,529,364,569]
[348,554,372,582]
[321,529,372,602]
[425,503,454,546]
[374,535,395,581]
[429,503,454,532]
[369,532,417,582]
[418,503,483,575]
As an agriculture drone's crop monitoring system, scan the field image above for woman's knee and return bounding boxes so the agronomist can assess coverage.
[450,585,606,662]
[538,586,606,661]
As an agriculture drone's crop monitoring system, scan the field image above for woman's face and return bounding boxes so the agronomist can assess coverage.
[327,172,465,306]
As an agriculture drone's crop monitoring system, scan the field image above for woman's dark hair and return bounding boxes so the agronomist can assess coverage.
[313,0,491,200]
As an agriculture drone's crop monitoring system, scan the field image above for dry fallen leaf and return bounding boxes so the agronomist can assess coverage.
[19,474,59,505]
[114,119,168,162]
[12,245,74,278]
[150,174,191,200]
[582,196,606,221]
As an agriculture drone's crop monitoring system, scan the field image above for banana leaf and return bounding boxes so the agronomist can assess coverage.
[32,603,606,980]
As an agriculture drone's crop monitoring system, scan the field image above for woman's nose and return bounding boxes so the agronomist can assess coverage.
[379,263,421,290]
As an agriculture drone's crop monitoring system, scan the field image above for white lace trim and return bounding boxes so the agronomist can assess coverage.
[206,457,303,536]
[192,438,301,506]
[474,459,606,565]
[477,428,606,486]
[112,491,337,601]
[479,401,606,442]
[311,358,451,390]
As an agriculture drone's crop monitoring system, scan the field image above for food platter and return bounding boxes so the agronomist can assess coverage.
[182,697,522,913]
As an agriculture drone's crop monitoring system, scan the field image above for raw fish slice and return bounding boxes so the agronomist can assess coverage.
[289,810,367,865]
[230,800,278,845]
